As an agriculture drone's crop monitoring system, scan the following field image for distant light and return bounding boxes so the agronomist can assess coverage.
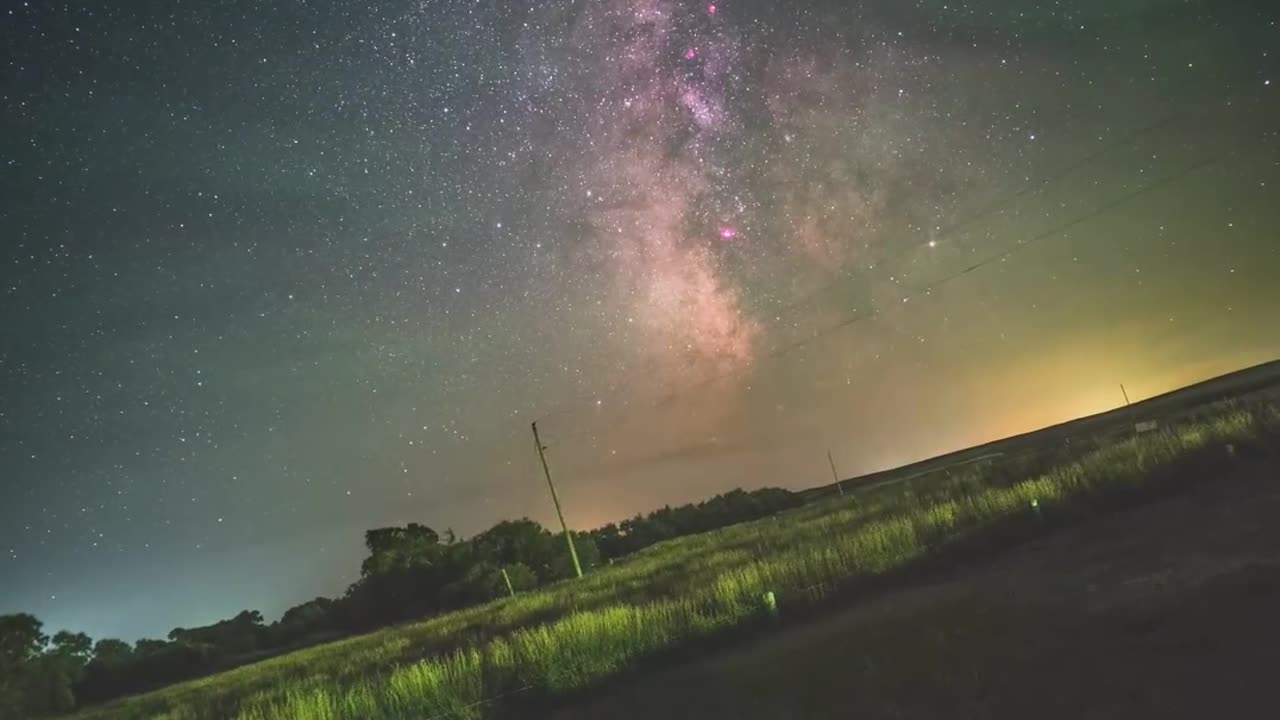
[928,239,937,248]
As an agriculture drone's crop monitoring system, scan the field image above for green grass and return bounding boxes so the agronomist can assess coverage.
[71,395,1280,720]
[557,564,1280,720]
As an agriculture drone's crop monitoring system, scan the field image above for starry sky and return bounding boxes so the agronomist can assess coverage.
[2,0,1277,642]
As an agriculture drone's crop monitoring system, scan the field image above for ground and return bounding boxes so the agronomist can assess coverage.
[551,458,1280,719]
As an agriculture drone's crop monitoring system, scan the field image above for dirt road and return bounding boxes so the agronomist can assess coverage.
[551,461,1280,719]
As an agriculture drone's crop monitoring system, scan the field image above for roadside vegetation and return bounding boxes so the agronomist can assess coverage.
[57,391,1279,720]
[1,488,798,717]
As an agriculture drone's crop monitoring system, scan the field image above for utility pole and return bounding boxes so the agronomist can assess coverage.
[827,449,843,496]
[531,421,583,579]
[500,567,516,598]
[1120,384,1132,406]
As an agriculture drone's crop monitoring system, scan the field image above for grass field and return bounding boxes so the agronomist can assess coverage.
[801,359,1280,502]
[554,454,1280,719]
[71,389,1280,720]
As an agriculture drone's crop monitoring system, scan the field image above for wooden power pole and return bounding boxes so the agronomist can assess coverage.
[531,421,583,579]
[828,449,844,496]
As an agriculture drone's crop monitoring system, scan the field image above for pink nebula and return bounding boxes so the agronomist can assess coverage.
[708,4,717,15]
[718,227,737,240]
[684,48,697,60]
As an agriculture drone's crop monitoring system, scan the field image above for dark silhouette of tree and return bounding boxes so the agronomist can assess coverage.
[16,485,806,710]
[169,610,265,656]
[590,487,800,558]
[361,523,442,577]
[90,639,133,666]
[469,519,557,579]
[1,613,48,717]
[78,639,132,705]
[0,616,95,716]
[49,631,92,661]
[441,559,551,605]
[133,638,168,655]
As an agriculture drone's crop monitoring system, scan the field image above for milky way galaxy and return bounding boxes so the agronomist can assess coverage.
[527,0,963,389]
[2,0,1278,640]
[553,0,763,382]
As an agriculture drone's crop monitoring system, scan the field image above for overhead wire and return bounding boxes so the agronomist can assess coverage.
[529,109,1195,439]
[537,142,1236,451]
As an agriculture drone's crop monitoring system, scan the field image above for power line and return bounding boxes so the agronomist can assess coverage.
[532,88,1271,453]
[530,111,1192,435]
[537,147,1230,449]
[407,112,1270,547]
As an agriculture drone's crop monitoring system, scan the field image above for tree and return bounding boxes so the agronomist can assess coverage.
[1,614,48,717]
[279,598,334,629]
[77,639,137,705]
[21,654,80,715]
[90,639,133,667]
[0,618,90,717]
[80,637,212,705]
[169,610,265,656]
[0,613,47,667]
[271,598,337,645]
[441,561,539,605]
[49,631,92,662]
[500,563,538,593]
[361,523,442,577]
[549,532,601,580]
[588,487,802,560]
[134,638,169,656]
[469,519,558,580]
[46,630,94,705]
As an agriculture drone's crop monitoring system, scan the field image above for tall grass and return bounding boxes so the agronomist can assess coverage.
[73,398,1279,720]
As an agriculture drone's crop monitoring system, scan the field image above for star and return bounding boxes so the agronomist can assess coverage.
[1,0,1276,649]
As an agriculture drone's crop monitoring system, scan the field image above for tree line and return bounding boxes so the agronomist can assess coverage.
[0,486,801,716]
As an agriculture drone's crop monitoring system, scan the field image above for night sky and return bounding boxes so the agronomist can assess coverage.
[2,0,1277,642]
